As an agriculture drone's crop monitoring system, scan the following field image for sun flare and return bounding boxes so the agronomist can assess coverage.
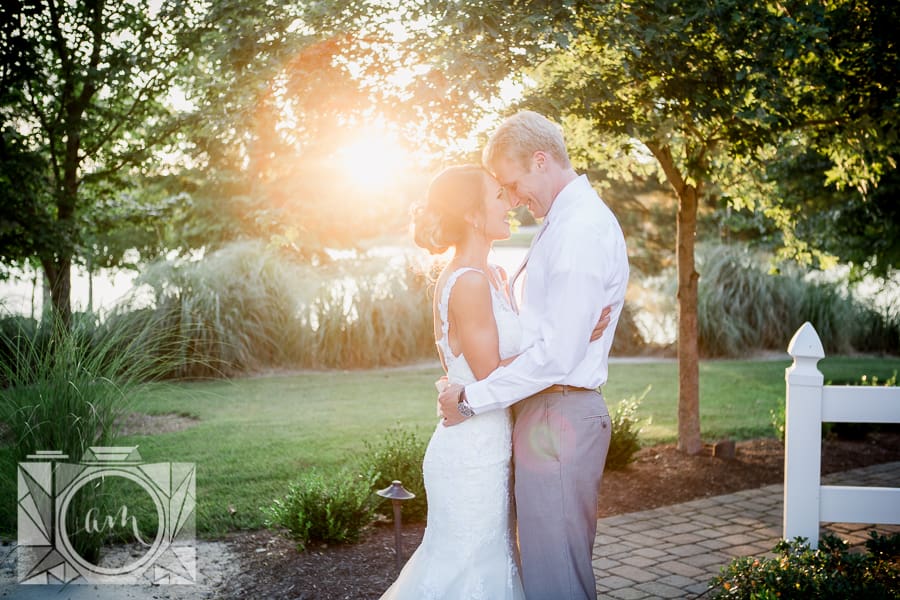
[335,129,410,191]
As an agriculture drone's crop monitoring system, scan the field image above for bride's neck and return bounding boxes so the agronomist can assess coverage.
[452,237,491,270]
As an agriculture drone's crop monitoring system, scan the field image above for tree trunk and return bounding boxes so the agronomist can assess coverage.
[87,257,93,314]
[31,267,38,320]
[47,184,77,329]
[646,141,703,454]
[53,85,80,329]
[675,184,702,454]
[42,257,72,329]
[41,268,52,321]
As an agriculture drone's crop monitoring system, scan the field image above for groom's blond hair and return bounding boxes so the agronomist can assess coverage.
[483,111,571,172]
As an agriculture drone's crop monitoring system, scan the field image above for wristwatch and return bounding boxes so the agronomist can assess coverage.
[457,388,475,418]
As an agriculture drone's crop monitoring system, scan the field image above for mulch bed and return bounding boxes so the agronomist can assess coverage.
[220,431,900,600]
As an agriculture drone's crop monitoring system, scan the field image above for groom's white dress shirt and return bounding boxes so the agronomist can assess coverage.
[465,175,629,414]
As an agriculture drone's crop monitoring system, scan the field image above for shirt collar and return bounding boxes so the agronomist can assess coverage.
[545,174,590,223]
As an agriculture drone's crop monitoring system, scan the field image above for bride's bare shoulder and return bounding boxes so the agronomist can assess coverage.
[452,268,490,288]
[434,266,487,304]
[446,269,491,309]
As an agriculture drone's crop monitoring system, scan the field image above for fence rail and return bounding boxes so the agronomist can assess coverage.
[783,322,900,548]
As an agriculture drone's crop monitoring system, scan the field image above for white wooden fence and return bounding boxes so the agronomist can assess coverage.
[783,322,900,548]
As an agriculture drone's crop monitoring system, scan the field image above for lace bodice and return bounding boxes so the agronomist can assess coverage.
[436,267,523,386]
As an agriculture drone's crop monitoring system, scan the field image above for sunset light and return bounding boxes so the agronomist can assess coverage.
[3,2,897,599]
[334,128,413,191]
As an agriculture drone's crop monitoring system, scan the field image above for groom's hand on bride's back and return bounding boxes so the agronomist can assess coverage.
[590,306,613,342]
[438,383,468,427]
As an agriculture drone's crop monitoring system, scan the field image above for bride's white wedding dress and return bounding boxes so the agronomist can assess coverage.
[380,266,525,600]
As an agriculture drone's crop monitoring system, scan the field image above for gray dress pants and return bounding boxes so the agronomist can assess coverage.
[512,388,611,600]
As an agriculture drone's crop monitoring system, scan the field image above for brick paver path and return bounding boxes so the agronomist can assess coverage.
[592,461,900,599]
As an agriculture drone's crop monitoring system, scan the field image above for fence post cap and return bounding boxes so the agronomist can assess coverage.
[787,322,825,359]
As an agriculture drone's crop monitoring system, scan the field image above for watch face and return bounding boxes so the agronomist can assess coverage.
[458,401,475,418]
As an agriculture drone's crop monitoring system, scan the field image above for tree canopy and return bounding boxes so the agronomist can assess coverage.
[0,0,402,322]
[165,0,428,262]
[399,0,899,452]
[0,0,203,324]
[1,1,895,454]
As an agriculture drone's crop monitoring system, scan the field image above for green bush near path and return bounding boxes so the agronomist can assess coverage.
[2,356,898,539]
[360,426,429,522]
[606,387,648,471]
[707,533,900,599]
[263,467,379,551]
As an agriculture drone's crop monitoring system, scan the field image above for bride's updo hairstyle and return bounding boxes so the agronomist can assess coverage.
[412,164,487,255]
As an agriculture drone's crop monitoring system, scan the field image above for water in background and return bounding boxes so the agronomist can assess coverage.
[0,265,137,319]
[3,242,895,347]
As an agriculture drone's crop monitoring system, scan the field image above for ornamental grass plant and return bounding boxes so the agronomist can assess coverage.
[0,313,173,561]
[697,245,899,358]
[121,240,435,376]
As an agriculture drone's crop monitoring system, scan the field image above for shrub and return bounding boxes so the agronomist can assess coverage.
[606,387,649,471]
[857,371,898,387]
[264,468,378,551]
[359,425,428,522]
[770,404,785,442]
[773,371,900,441]
[707,533,900,599]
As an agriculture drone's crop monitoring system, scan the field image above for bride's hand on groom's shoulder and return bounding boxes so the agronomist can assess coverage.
[590,306,613,342]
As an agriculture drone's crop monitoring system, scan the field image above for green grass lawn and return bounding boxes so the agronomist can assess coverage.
[110,355,899,537]
[3,356,896,538]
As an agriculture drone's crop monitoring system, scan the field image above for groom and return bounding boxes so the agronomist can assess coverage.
[438,110,629,599]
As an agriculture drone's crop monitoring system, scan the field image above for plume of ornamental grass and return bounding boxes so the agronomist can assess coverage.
[697,244,898,357]
[124,241,305,376]
[120,240,435,375]
[305,259,435,368]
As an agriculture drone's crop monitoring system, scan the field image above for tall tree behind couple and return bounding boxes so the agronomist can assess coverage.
[381,111,629,600]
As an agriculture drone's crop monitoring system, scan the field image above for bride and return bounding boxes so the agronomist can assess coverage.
[380,165,608,599]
